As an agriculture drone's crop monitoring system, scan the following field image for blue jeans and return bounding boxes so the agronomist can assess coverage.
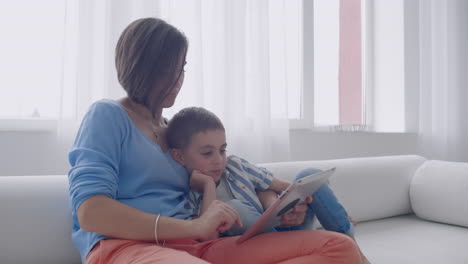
[275,168,354,237]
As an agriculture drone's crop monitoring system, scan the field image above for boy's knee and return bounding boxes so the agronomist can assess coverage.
[294,168,322,180]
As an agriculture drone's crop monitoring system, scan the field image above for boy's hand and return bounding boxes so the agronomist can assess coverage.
[279,196,312,228]
[190,170,215,193]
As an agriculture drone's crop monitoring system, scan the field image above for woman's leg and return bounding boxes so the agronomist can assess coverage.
[86,239,209,264]
[86,231,361,264]
[200,230,361,264]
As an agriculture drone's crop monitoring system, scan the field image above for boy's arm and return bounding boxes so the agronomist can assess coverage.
[189,170,220,241]
[268,177,292,193]
[257,177,291,210]
[257,177,312,228]
[190,170,216,216]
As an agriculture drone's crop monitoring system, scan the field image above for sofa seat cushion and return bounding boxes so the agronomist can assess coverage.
[355,214,468,264]
[410,160,468,227]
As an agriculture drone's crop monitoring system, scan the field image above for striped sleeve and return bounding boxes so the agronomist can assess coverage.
[227,155,274,191]
[187,191,202,217]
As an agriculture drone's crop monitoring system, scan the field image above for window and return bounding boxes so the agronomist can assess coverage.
[0,1,65,121]
[0,1,406,133]
[297,0,405,132]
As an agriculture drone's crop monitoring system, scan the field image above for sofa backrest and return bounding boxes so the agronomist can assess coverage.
[0,175,80,264]
[0,155,426,264]
[259,155,426,223]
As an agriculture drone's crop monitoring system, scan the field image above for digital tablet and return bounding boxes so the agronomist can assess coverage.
[236,167,336,244]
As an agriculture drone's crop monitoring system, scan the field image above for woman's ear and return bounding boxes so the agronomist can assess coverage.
[171,148,185,165]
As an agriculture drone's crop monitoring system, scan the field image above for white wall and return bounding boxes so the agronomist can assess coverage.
[290,130,418,161]
[0,129,418,176]
[0,131,70,176]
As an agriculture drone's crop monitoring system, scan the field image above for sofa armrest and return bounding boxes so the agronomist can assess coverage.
[410,160,468,228]
[0,175,80,264]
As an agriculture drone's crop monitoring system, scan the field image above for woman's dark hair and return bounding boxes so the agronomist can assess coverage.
[167,107,225,149]
[115,17,188,110]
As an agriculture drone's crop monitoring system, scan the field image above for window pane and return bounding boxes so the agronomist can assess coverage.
[314,0,339,126]
[373,0,405,132]
[0,1,65,118]
[339,0,363,125]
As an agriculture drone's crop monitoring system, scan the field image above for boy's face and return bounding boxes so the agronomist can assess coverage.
[173,129,227,182]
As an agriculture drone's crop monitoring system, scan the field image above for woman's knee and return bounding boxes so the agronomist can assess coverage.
[318,231,361,263]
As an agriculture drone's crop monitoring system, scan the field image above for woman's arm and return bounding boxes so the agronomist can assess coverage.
[78,195,241,242]
[78,195,197,241]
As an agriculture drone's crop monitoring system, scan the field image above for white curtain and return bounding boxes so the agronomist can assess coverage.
[418,0,468,162]
[60,0,298,163]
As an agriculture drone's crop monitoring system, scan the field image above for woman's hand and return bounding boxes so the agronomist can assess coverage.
[190,170,215,193]
[191,200,242,241]
[278,196,312,228]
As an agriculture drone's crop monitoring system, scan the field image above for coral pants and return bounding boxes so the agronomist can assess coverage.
[86,230,361,264]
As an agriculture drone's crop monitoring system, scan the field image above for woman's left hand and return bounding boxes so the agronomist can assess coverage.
[278,196,312,228]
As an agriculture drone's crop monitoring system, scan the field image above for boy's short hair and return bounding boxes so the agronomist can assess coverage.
[167,107,225,149]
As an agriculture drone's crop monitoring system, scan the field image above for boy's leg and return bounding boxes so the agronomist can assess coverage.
[294,168,353,236]
[223,199,276,236]
[311,184,354,236]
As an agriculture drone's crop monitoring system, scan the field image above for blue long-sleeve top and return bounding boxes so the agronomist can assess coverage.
[68,99,191,263]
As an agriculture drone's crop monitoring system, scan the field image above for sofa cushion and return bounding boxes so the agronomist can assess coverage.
[355,214,468,264]
[410,160,468,227]
[260,155,426,222]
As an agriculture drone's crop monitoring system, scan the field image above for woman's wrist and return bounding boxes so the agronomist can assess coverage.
[188,217,205,241]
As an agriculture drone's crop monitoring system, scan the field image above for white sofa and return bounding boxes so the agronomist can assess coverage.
[1,155,467,264]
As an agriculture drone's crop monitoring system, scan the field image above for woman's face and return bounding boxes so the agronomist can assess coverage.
[159,51,187,108]
[160,66,185,108]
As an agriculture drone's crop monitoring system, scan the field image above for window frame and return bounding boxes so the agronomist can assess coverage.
[0,118,57,132]
[291,0,372,132]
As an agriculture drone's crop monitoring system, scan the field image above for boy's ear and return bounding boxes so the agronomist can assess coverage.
[171,148,185,165]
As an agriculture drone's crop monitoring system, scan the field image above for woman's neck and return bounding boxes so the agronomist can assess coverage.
[120,97,164,125]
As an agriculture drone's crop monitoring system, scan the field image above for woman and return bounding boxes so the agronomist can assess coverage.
[68,17,362,264]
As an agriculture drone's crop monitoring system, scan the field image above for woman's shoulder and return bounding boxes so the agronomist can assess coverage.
[90,99,123,112]
[86,99,127,120]
[79,99,130,134]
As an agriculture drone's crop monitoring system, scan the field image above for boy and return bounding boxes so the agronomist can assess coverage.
[167,107,370,262]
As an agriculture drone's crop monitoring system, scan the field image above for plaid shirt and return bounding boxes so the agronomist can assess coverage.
[188,155,274,216]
